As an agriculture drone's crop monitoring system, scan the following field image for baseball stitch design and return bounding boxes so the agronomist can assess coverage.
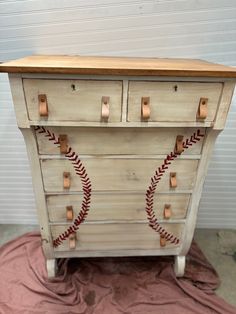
[35,126,92,248]
[146,129,204,245]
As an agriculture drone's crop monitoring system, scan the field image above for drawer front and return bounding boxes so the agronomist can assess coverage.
[128,81,222,122]
[51,223,183,251]
[47,193,190,222]
[23,79,122,122]
[41,158,198,192]
[36,127,205,155]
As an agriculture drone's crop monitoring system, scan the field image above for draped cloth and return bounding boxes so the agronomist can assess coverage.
[0,232,235,314]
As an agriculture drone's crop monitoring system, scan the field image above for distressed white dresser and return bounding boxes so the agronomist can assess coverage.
[1,56,236,277]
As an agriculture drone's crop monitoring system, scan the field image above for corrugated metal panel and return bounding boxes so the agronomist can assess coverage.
[0,0,235,227]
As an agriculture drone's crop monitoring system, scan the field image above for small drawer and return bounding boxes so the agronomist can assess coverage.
[36,127,205,155]
[127,81,222,122]
[23,79,122,122]
[47,193,190,222]
[41,158,198,192]
[51,223,183,252]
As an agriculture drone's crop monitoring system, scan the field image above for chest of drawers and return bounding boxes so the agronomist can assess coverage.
[1,56,236,278]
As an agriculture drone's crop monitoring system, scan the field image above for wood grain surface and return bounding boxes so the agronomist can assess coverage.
[47,193,190,222]
[41,158,198,192]
[36,127,205,155]
[51,223,183,252]
[1,55,236,77]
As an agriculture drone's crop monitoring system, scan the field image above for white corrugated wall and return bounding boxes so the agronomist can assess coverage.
[0,0,235,227]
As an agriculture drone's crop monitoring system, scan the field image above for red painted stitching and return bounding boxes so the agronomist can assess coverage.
[35,126,92,248]
[145,129,204,245]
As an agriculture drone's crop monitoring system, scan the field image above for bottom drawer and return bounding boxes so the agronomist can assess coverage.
[51,223,183,252]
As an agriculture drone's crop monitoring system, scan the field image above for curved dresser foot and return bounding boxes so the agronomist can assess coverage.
[46,259,57,278]
[174,255,186,277]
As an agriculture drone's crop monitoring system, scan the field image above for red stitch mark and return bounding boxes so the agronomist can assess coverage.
[35,126,92,248]
[146,130,204,245]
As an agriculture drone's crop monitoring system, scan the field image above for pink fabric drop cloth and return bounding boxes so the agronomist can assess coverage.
[0,231,235,314]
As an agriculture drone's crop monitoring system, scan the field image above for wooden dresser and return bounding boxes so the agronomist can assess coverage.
[1,56,236,277]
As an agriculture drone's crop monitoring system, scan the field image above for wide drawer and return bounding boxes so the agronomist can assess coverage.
[128,81,222,122]
[36,127,205,155]
[23,79,123,122]
[41,158,198,192]
[51,223,183,252]
[47,193,190,222]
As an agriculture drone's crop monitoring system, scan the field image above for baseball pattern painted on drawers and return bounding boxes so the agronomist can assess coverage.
[1,55,235,278]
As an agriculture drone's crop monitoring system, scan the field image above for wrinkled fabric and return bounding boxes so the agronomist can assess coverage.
[0,232,235,314]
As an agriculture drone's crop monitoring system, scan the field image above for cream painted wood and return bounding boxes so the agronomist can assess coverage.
[8,74,30,128]
[127,81,223,122]
[41,158,198,192]
[36,127,205,155]
[3,56,235,278]
[178,80,236,255]
[20,129,54,258]
[23,79,123,122]
[30,120,213,128]
[51,223,183,252]
[53,247,181,258]
[214,81,235,130]
[121,79,128,122]
[179,129,220,256]
[8,74,55,262]
[21,73,235,83]
[47,193,190,222]
[50,220,185,225]
[40,155,200,160]
[174,256,186,277]
[46,259,57,278]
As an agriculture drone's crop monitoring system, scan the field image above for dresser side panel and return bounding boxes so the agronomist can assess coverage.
[179,129,220,255]
[21,128,54,259]
[214,81,235,130]
[8,74,30,128]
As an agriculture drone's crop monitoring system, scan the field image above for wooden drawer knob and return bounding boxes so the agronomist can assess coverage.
[160,235,166,247]
[163,204,172,219]
[170,172,177,188]
[174,135,184,154]
[101,96,110,120]
[38,94,48,117]
[141,97,150,120]
[69,233,76,249]
[66,206,74,221]
[59,134,68,154]
[197,97,208,120]
[63,172,71,189]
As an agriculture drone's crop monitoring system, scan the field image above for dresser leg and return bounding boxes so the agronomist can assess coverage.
[46,259,57,278]
[174,255,186,277]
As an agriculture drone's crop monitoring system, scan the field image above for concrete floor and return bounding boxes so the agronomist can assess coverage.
[194,229,236,307]
[0,225,235,307]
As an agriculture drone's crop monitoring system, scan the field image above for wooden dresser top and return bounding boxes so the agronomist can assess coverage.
[1,55,236,78]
